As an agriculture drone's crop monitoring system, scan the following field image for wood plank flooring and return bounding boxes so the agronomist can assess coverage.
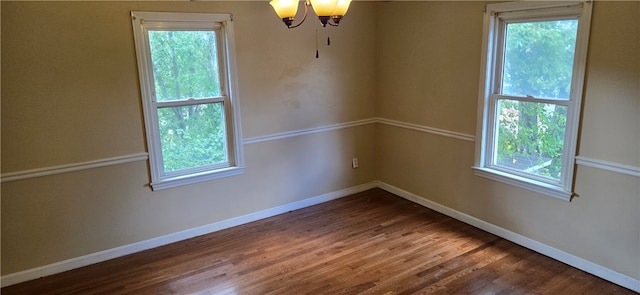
[2,189,636,294]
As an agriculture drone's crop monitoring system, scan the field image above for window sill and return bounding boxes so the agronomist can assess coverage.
[151,166,245,191]
[472,166,573,201]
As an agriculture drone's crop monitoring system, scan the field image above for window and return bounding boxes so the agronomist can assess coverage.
[131,12,244,190]
[474,2,592,201]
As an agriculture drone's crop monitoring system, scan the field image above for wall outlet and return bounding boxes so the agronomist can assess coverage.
[352,157,359,169]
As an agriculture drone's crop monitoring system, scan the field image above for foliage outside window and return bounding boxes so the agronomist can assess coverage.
[132,12,244,190]
[474,2,592,201]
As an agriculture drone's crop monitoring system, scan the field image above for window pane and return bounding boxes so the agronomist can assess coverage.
[495,99,566,180]
[502,20,578,99]
[148,30,221,102]
[157,103,227,172]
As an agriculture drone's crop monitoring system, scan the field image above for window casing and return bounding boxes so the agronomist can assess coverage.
[473,2,592,201]
[132,12,244,190]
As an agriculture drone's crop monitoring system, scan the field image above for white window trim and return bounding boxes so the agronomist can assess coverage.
[131,11,244,190]
[473,1,592,201]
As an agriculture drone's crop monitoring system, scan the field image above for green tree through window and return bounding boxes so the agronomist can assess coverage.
[148,31,221,101]
[495,20,578,180]
[148,30,227,172]
[132,12,244,190]
[474,2,592,200]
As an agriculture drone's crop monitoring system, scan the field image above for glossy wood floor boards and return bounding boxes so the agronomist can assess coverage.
[3,189,636,295]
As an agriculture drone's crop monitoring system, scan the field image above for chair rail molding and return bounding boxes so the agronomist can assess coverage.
[575,156,640,178]
[1,153,149,183]
[376,117,477,142]
[3,120,637,183]
[242,118,376,145]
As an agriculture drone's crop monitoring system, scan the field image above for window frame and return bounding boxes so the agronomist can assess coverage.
[473,1,592,201]
[131,11,244,190]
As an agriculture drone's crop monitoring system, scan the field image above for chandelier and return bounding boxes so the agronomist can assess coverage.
[269,0,353,29]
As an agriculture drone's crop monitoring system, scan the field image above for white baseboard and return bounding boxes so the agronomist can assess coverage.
[0,181,378,288]
[3,180,638,292]
[376,181,640,293]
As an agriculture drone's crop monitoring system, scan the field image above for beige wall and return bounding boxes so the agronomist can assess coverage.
[580,1,640,165]
[1,1,377,274]
[2,0,639,285]
[376,1,639,281]
[376,1,484,135]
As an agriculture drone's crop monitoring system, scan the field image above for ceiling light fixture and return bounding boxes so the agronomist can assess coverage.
[269,0,352,29]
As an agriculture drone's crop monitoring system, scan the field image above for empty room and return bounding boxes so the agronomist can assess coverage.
[1,0,638,294]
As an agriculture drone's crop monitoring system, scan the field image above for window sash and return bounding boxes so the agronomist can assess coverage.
[142,25,227,101]
[486,13,579,187]
[132,11,244,190]
[147,30,224,102]
[486,94,569,186]
[492,18,578,101]
[143,26,231,178]
[473,1,592,201]
[155,96,226,108]
[156,101,230,177]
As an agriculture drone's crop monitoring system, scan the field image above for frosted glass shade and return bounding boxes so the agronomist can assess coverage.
[332,0,352,16]
[310,0,338,17]
[270,0,299,19]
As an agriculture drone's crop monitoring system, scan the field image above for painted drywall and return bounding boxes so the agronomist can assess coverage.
[1,1,377,274]
[375,1,484,136]
[2,0,638,286]
[579,1,640,166]
[375,1,639,281]
[1,1,377,172]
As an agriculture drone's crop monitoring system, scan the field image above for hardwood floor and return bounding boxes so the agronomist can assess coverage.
[2,189,636,295]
